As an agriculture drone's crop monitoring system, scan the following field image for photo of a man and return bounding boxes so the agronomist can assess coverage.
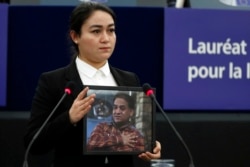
[87,92,145,152]
[84,87,154,154]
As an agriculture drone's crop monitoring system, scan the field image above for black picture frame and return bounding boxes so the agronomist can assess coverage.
[83,85,156,155]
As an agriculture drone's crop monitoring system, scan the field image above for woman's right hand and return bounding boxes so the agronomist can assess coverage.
[69,86,96,124]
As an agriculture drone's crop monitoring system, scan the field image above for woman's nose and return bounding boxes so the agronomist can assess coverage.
[100,32,109,42]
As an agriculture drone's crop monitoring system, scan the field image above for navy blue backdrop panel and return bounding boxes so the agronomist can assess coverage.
[163,8,250,111]
[4,6,164,111]
[0,3,8,107]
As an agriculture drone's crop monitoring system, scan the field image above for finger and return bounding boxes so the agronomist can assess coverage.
[79,104,92,117]
[138,153,151,161]
[154,140,161,153]
[76,87,89,100]
[80,94,95,105]
[146,151,161,159]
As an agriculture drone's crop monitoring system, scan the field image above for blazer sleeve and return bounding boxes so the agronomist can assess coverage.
[23,69,76,154]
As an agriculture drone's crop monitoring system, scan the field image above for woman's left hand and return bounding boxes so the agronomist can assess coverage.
[138,140,161,161]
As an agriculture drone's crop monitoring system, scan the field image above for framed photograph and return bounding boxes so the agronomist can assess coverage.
[83,85,156,155]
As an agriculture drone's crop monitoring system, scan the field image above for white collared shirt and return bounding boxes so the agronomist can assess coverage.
[75,57,117,86]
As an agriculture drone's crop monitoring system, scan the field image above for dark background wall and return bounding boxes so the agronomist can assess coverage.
[4,6,163,111]
[0,5,250,167]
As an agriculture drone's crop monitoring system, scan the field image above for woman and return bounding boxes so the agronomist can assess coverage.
[24,2,161,167]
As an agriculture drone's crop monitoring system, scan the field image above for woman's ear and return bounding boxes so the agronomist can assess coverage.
[70,30,78,44]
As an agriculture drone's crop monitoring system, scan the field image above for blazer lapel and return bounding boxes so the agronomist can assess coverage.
[110,66,140,87]
[65,60,83,99]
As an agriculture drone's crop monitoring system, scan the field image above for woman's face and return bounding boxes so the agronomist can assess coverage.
[73,10,116,68]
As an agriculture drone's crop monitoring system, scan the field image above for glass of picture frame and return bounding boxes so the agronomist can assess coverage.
[83,85,156,155]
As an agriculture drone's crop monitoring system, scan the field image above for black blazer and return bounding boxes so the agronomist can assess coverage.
[24,60,149,167]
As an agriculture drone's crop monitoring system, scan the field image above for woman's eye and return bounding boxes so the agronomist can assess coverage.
[92,30,100,33]
[109,28,115,33]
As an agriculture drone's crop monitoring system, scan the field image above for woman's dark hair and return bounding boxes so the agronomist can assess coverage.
[113,93,136,110]
[69,2,116,59]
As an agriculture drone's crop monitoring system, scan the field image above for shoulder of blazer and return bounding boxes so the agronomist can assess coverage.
[40,61,83,97]
[41,61,79,81]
